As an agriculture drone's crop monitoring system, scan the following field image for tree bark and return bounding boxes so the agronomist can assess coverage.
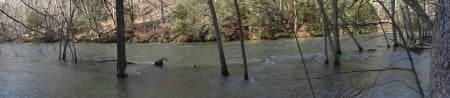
[116,0,127,77]
[159,0,165,23]
[332,0,341,55]
[208,0,229,76]
[391,0,400,47]
[317,0,330,64]
[430,0,450,97]
[233,0,249,80]
[331,0,341,65]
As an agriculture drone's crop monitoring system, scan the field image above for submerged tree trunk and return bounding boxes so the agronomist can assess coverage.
[62,31,69,60]
[116,0,127,77]
[331,0,340,65]
[331,0,341,55]
[430,0,450,97]
[317,0,330,64]
[233,0,248,80]
[391,0,400,47]
[208,0,230,76]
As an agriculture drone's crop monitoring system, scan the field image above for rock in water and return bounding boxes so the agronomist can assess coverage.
[154,57,168,67]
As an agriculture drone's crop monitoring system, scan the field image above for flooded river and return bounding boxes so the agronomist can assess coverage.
[0,34,430,97]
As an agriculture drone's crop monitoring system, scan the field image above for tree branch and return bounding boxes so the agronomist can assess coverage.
[0,10,45,34]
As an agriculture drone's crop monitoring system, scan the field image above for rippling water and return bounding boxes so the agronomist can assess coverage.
[0,34,430,97]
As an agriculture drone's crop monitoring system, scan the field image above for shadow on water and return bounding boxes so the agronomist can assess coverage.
[116,78,132,98]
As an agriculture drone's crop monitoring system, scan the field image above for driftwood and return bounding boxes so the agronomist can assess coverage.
[153,57,167,67]
[95,60,136,64]
[96,57,168,67]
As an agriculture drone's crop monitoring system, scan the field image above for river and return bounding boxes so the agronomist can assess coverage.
[0,34,430,97]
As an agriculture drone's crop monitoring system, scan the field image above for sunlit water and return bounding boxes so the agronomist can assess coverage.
[0,34,430,97]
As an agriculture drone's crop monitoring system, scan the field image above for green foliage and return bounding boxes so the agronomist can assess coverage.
[73,0,107,33]
[340,0,378,33]
[170,0,213,42]
[171,0,380,41]
[25,11,44,32]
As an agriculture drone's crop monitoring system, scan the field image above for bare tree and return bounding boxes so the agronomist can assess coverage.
[233,0,249,80]
[391,0,400,47]
[331,0,341,55]
[208,0,229,76]
[116,0,127,77]
[430,0,450,97]
[316,0,331,64]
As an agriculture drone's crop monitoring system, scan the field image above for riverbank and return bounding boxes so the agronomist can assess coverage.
[3,27,373,43]
[5,26,320,43]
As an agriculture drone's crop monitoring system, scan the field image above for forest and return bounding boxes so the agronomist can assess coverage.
[0,0,449,97]
[1,0,381,43]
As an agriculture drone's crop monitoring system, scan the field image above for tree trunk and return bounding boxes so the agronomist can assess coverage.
[159,0,165,23]
[208,0,229,76]
[331,0,341,65]
[62,32,69,60]
[129,0,136,32]
[402,7,416,47]
[116,0,127,77]
[391,0,400,47]
[430,0,450,97]
[331,0,341,55]
[233,0,249,80]
[317,0,330,64]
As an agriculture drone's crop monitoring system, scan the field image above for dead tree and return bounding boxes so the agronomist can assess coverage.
[116,0,128,77]
[316,0,331,64]
[331,0,342,55]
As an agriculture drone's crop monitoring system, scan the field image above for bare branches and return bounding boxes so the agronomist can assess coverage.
[0,9,45,34]
[19,0,58,21]
[402,0,433,27]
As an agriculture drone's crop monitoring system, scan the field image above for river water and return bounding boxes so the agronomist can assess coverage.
[0,34,430,98]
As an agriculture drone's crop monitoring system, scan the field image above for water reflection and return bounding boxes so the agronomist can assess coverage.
[116,78,132,98]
